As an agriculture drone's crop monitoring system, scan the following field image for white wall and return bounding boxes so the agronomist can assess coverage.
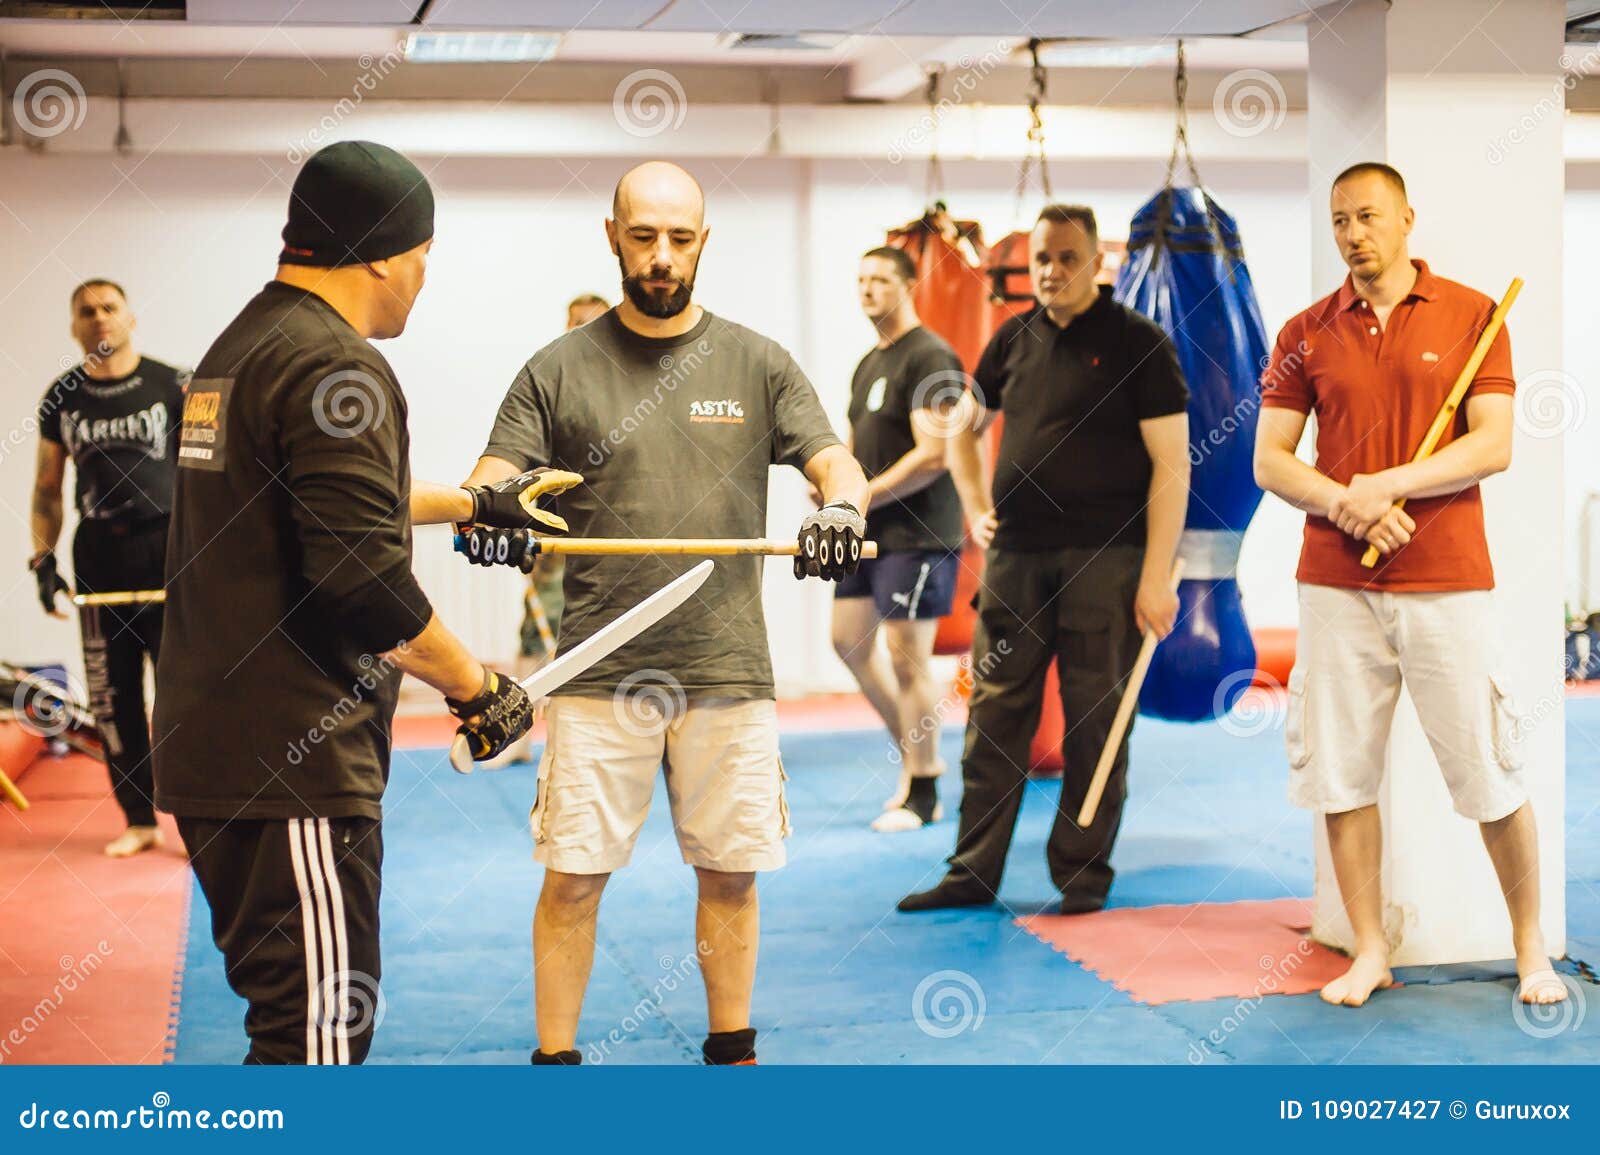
[3,145,1594,691]
[1564,169,1600,611]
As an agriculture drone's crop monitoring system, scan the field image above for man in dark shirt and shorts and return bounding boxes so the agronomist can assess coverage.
[900,204,1191,915]
[30,280,185,858]
[832,246,966,832]
[459,161,869,1067]
[154,142,539,1064]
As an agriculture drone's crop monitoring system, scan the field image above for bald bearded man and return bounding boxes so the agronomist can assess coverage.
[459,162,869,1066]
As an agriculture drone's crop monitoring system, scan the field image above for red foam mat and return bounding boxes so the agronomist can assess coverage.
[1017,898,1353,1005]
[0,753,190,1064]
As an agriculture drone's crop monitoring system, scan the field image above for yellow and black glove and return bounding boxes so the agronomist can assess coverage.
[446,670,534,763]
[464,468,582,533]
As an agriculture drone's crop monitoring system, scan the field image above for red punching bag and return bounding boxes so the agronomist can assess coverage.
[886,205,992,371]
[886,206,992,658]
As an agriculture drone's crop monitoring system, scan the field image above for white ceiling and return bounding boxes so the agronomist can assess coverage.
[0,19,1310,71]
[0,0,1587,80]
[180,0,1315,35]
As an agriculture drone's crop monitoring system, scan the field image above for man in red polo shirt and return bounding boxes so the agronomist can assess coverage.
[1254,162,1563,1009]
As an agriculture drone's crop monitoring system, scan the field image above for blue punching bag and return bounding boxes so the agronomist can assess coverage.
[1114,187,1270,722]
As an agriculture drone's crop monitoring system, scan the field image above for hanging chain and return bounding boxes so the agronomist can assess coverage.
[115,59,133,154]
[924,65,945,208]
[1164,39,1203,188]
[1016,38,1052,212]
[1162,39,1228,267]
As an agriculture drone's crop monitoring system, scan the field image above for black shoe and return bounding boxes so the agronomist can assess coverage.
[897,876,994,912]
[531,1048,582,1065]
[1058,892,1107,916]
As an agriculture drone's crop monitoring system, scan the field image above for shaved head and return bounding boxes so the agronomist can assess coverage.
[612,161,705,227]
[608,162,709,321]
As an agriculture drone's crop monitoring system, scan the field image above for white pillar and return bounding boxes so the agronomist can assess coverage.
[1305,0,1567,965]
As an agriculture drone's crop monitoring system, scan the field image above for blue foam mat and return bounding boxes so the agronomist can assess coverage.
[172,701,1600,1064]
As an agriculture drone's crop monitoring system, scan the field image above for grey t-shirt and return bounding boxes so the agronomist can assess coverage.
[484,308,841,699]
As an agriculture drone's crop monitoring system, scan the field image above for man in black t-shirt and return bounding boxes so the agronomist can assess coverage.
[900,204,1191,915]
[30,279,185,858]
[832,246,966,833]
[153,141,538,1064]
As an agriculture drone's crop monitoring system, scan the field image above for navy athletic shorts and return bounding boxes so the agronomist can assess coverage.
[834,549,959,620]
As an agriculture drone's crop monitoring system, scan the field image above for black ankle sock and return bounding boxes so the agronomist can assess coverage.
[531,1048,582,1065]
[702,1028,757,1065]
[904,776,938,822]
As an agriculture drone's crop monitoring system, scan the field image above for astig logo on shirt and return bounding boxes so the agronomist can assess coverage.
[688,398,745,424]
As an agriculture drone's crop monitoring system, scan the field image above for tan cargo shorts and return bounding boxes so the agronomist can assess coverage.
[1286,584,1529,822]
[530,695,790,874]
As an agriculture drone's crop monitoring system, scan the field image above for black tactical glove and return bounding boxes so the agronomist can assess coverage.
[29,550,71,616]
[456,526,538,573]
[446,669,534,764]
[795,500,866,582]
[464,468,581,532]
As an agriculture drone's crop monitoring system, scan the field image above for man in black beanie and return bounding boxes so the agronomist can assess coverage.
[153,141,553,1064]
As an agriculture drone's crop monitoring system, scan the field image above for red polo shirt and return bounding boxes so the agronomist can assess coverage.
[1261,260,1514,592]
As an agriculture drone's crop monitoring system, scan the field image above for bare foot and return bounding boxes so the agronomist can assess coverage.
[104,825,164,858]
[1320,951,1393,1007]
[1515,935,1568,1005]
[881,768,910,812]
[870,801,944,833]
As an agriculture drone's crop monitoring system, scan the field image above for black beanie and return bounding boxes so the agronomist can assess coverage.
[280,141,434,268]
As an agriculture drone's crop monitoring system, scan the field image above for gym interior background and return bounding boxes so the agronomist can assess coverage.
[1,0,1598,1068]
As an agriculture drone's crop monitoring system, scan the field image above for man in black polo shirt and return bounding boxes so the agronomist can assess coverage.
[154,142,537,1064]
[900,203,1190,915]
[30,279,185,858]
[833,246,966,832]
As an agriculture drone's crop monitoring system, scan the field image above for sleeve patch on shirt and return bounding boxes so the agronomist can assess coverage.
[178,378,233,471]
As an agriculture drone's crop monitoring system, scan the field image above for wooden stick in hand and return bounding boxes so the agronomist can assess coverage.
[1076,558,1186,829]
[1360,277,1522,568]
[533,537,878,558]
